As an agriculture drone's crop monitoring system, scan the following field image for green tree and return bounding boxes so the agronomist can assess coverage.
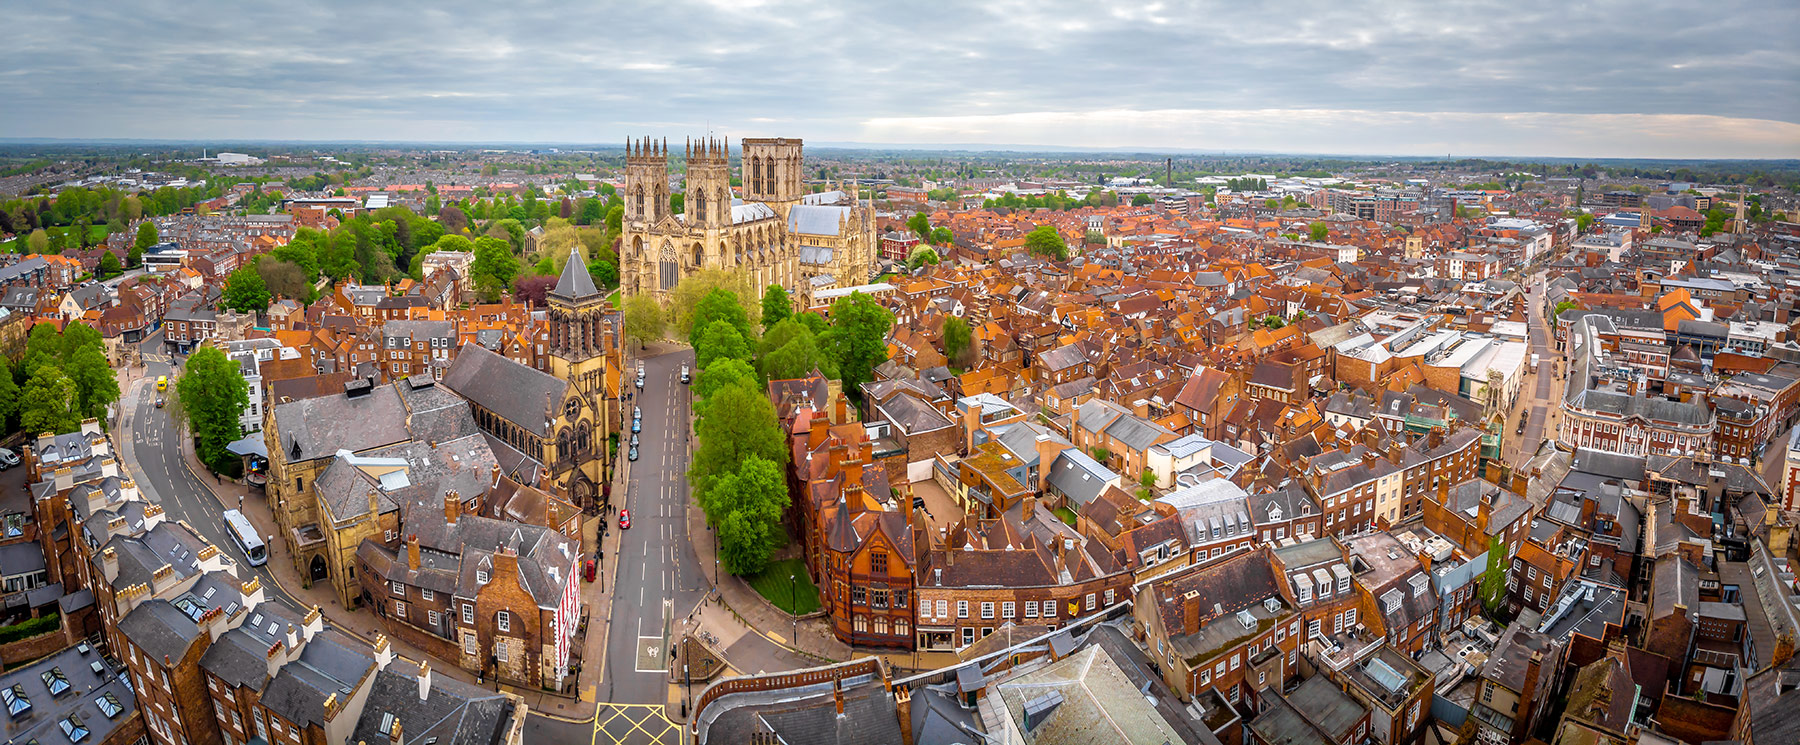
[134,221,158,253]
[942,315,972,367]
[605,205,624,234]
[622,294,665,349]
[470,236,519,301]
[930,226,953,246]
[1131,194,1154,206]
[761,285,791,330]
[1309,222,1329,241]
[757,319,836,381]
[694,320,750,370]
[20,366,80,436]
[221,265,271,314]
[669,193,684,215]
[21,323,62,378]
[411,234,475,279]
[669,268,760,339]
[1138,469,1157,500]
[819,292,893,398]
[906,212,931,240]
[65,345,118,420]
[26,229,48,255]
[0,358,17,427]
[1024,225,1068,261]
[690,383,787,507]
[178,346,251,475]
[97,250,122,279]
[687,288,754,349]
[710,456,790,576]
[907,246,940,270]
[694,357,758,406]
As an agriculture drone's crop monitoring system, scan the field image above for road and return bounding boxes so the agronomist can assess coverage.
[1511,272,1563,465]
[117,329,310,617]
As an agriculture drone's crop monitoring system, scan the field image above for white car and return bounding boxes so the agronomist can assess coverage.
[0,449,17,469]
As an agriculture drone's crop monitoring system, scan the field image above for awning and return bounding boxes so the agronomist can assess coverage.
[226,436,268,457]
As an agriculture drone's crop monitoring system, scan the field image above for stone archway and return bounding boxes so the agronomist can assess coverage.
[309,554,328,582]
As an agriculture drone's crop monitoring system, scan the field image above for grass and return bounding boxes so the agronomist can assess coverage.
[747,558,821,616]
[606,289,621,306]
[1052,506,1078,526]
[2,224,113,253]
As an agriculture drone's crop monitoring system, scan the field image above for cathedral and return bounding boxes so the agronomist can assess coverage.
[620,136,877,304]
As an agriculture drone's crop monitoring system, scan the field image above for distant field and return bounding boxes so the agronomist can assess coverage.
[1,223,112,253]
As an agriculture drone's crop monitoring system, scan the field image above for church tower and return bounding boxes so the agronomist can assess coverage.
[741,137,806,217]
[623,137,669,296]
[545,248,619,503]
[685,136,731,233]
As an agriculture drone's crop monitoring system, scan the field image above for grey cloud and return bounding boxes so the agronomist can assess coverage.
[0,0,1794,156]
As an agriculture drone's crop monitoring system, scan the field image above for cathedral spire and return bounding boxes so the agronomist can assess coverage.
[551,247,600,301]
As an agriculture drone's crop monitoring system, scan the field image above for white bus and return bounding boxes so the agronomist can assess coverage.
[221,510,267,567]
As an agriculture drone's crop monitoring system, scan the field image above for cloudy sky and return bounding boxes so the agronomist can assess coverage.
[4,0,1797,158]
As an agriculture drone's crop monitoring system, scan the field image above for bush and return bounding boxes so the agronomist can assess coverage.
[0,612,61,644]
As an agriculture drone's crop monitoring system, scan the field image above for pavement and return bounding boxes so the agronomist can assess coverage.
[1507,270,1565,467]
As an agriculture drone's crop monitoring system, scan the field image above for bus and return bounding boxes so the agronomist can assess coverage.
[221,510,267,567]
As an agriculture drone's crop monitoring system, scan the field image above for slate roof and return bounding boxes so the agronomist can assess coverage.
[992,644,1189,745]
[260,630,375,729]
[351,665,514,745]
[441,344,569,437]
[0,642,137,745]
[273,383,411,462]
[550,247,600,300]
[118,599,203,663]
[787,204,850,236]
[699,671,900,745]
[200,604,304,691]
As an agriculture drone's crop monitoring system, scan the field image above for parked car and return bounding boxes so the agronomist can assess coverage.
[631,418,641,434]
[0,449,18,469]
[629,433,639,448]
[636,374,644,389]
[628,445,638,461]
[680,365,690,384]
[619,510,631,530]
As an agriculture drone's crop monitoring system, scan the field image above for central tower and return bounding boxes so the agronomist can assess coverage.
[741,137,805,217]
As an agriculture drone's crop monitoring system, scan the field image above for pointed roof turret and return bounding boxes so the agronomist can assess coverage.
[551,247,600,301]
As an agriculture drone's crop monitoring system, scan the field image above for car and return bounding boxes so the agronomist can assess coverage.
[629,433,639,448]
[0,449,18,470]
[631,419,641,434]
[636,375,644,389]
[155,396,165,408]
[634,406,642,419]
[628,445,638,461]
[619,510,631,530]
[680,365,691,384]
[156,375,168,391]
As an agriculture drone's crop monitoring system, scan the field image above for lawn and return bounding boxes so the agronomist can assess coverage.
[1052,506,1078,526]
[606,289,621,306]
[2,224,113,253]
[747,558,821,615]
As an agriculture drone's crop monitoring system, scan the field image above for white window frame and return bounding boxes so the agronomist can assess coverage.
[497,611,511,632]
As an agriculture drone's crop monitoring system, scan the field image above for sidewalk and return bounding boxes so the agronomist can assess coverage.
[167,405,620,723]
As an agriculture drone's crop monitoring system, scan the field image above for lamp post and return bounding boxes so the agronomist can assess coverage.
[789,573,798,645]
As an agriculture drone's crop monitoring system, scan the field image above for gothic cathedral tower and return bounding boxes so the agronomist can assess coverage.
[545,249,619,505]
[741,137,805,218]
[622,137,669,297]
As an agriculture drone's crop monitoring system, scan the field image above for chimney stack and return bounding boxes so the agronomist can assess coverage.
[1034,434,1061,492]
[407,534,421,570]
[833,678,845,717]
[1182,591,1201,635]
[417,660,431,702]
[388,722,403,745]
[1022,496,1036,522]
[445,490,459,526]
[285,624,299,659]
[374,635,394,670]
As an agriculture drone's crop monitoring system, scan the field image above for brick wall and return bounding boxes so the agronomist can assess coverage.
[476,549,546,687]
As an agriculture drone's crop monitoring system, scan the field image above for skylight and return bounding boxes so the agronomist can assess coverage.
[3,684,29,717]
[43,668,71,696]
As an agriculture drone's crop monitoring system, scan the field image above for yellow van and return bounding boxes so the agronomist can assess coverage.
[156,375,168,391]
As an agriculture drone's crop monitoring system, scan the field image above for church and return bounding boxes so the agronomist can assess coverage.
[620,136,878,304]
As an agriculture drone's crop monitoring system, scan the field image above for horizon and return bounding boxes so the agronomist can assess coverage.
[4,1,1797,159]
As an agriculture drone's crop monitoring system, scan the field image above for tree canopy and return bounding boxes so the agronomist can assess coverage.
[710,456,790,576]
[694,319,750,371]
[221,264,271,314]
[622,295,665,349]
[819,291,893,398]
[178,346,251,476]
[760,285,791,330]
[943,315,974,368]
[1024,225,1068,261]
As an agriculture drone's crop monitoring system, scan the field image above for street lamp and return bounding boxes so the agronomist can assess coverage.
[789,573,798,645]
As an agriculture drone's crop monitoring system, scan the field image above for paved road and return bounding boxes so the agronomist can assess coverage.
[118,329,310,617]
[1511,273,1563,465]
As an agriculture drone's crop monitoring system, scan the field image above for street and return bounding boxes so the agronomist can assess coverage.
[1509,272,1563,466]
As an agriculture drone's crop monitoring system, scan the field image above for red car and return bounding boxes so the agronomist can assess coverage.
[619,510,631,530]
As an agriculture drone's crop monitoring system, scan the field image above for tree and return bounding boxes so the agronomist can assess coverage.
[687,287,754,349]
[622,295,665,349]
[757,319,836,381]
[694,357,757,406]
[134,221,158,254]
[513,275,558,305]
[694,320,749,370]
[907,246,940,270]
[906,212,931,240]
[669,269,760,339]
[20,366,80,437]
[1138,469,1157,500]
[760,285,791,330]
[930,226,953,246]
[819,292,893,398]
[65,345,118,420]
[21,323,62,378]
[0,358,17,428]
[669,193,684,215]
[1309,222,1329,241]
[710,456,790,576]
[689,383,787,507]
[221,265,271,314]
[97,250,122,279]
[411,234,475,279]
[258,259,311,301]
[26,229,47,255]
[1131,194,1154,206]
[178,347,250,475]
[1024,225,1068,261]
[470,236,519,301]
[942,315,973,367]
